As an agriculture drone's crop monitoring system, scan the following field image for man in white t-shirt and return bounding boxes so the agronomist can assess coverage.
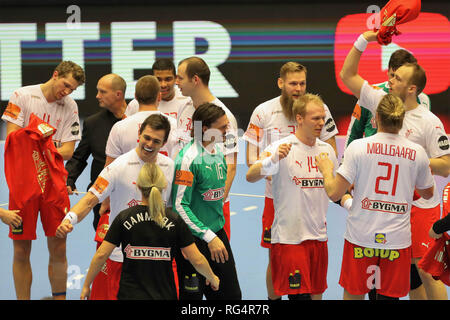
[125,58,190,119]
[175,56,238,240]
[340,30,450,300]
[316,93,435,300]
[242,61,338,300]
[106,75,178,162]
[1,61,85,300]
[56,114,174,300]
[246,93,338,300]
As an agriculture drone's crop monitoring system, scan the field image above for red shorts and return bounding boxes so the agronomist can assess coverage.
[89,261,110,300]
[270,240,328,296]
[260,197,274,249]
[411,204,441,258]
[223,201,230,240]
[104,259,123,300]
[8,195,68,240]
[339,240,411,298]
[95,258,180,300]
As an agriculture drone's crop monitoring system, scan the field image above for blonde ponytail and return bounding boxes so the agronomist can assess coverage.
[376,93,405,133]
[137,163,168,228]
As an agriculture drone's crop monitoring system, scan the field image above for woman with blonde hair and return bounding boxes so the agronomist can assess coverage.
[81,163,219,300]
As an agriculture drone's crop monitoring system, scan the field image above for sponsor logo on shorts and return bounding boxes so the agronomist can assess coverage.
[354,247,400,261]
[361,197,408,214]
[289,270,301,289]
[124,244,171,261]
[184,273,200,292]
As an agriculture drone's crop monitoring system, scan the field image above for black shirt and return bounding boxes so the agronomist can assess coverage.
[65,108,122,191]
[105,205,195,300]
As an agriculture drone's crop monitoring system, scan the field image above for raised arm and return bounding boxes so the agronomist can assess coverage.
[340,31,378,100]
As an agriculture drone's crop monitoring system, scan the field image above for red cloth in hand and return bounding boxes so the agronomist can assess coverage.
[376,0,421,45]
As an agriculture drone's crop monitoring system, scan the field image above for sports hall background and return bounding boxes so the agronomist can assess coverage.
[0,0,448,299]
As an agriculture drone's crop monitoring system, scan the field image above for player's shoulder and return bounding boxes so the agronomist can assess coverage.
[256,96,280,111]
[410,105,441,124]
[175,140,199,164]
[314,137,336,153]
[269,134,294,149]
[346,135,368,152]
[157,152,175,168]
[9,84,42,104]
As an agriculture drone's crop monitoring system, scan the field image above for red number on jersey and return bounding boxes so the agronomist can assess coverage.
[375,162,399,196]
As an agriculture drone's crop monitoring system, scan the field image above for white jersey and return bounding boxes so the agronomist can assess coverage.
[105,110,178,159]
[175,97,239,157]
[89,149,174,262]
[263,135,338,244]
[125,87,190,120]
[2,84,81,147]
[338,132,434,249]
[358,80,450,208]
[243,96,339,198]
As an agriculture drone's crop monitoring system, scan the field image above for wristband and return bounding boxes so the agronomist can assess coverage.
[353,34,369,52]
[64,211,78,225]
[261,156,278,176]
[343,198,353,211]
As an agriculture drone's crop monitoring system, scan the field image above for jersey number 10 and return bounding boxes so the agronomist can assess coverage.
[375,162,399,196]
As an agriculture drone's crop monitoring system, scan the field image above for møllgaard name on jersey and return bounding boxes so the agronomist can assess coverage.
[367,142,416,161]
[292,177,324,188]
[124,244,171,261]
[361,197,408,214]
[202,187,225,201]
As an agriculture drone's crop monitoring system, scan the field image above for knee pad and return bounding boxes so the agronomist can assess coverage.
[288,293,311,300]
[410,264,423,290]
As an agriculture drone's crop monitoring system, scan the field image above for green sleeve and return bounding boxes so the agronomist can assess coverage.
[171,157,212,240]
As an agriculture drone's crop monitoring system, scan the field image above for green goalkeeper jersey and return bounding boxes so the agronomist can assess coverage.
[345,81,431,148]
[171,139,227,242]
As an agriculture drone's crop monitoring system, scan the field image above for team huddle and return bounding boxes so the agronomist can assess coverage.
[1,28,449,300]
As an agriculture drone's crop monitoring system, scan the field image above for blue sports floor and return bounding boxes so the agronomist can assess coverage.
[0,137,448,300]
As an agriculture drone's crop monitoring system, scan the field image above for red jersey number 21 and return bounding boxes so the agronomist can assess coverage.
[375,162,399,196]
